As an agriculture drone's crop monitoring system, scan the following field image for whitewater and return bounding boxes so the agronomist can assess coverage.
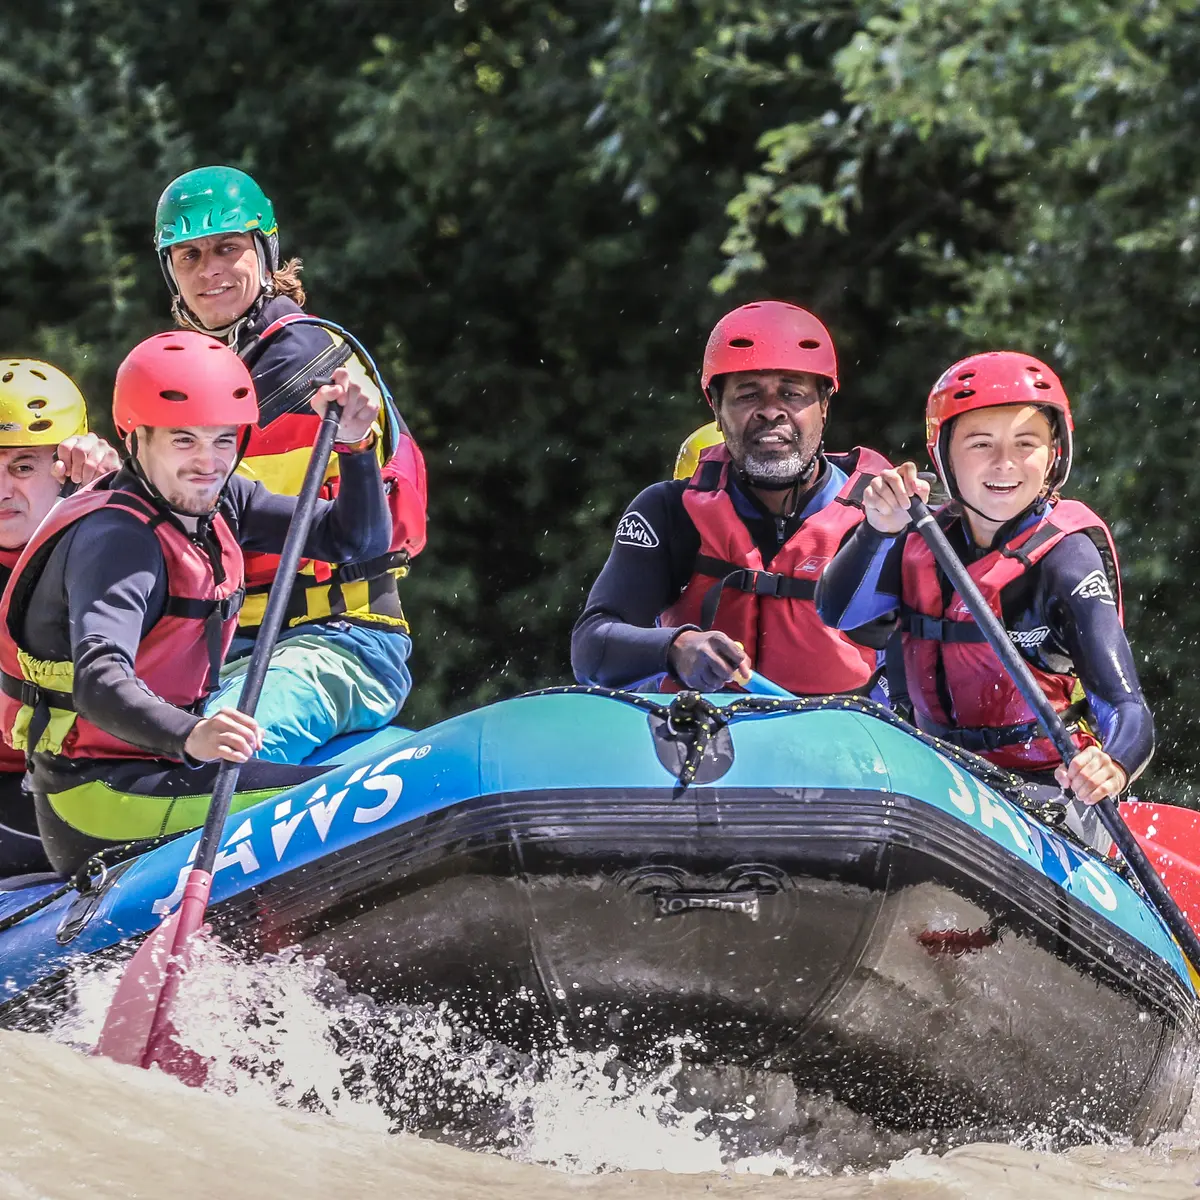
[3,940,1200,1199]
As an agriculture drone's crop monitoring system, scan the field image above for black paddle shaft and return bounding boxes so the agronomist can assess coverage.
[191,404,343,877]
[907,496,1200,973]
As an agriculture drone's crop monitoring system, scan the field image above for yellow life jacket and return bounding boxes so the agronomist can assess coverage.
[236,315,410,637]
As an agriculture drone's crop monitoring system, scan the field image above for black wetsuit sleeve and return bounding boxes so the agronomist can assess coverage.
[224,451,390,564]
[63,512,200,758]
[571,482,700,688]
[1041,533,1154,783]
[815,523,906,629]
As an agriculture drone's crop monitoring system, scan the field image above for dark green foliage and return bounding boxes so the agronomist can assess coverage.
[0,0,1195,797]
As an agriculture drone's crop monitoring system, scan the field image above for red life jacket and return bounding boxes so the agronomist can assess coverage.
[900,499,1121,772]
[661,445,892,695]
[0,485,244,764]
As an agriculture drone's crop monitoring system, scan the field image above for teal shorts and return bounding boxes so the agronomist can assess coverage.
[206,629,412,765]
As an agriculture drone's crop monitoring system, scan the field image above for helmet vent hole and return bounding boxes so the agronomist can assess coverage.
[26,399,47,410]
[1033,380,1051,389]
[27,420,52,433]
[1,373,11,384]
[728,338,755,348]
[958,371,975,381]
[953,389,975,400]
[163,345,186,352]
[233,387,250,399]
[159,390,189,402]
[798,339,821,350]
[29,370,46,381]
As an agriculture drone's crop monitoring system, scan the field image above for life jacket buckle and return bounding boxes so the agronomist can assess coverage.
[19,681,42,709]
[220,589,246,620]
[752,570,785,598]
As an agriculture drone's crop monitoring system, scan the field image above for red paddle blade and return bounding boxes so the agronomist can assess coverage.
[94,869,214,1075]
[1119,801,1200,929]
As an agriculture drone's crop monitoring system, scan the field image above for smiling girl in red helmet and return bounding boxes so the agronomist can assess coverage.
[816,352,1152,827]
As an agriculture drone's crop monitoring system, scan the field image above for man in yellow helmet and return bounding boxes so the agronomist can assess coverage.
[0,360,119,874]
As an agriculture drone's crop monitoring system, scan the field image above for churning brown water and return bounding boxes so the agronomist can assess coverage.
[3,943,1200,1199]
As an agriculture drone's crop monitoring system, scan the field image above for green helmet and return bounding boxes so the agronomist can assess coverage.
[154,165,280,297]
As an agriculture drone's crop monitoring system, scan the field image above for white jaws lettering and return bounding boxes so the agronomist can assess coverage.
[354,773,404,824]
[977,789,1030,852]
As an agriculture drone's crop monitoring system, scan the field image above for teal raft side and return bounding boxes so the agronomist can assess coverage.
[0,692,1192,1000]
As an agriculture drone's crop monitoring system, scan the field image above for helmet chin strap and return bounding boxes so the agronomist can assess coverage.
[951,475,1053,541]
[162,235,273,340]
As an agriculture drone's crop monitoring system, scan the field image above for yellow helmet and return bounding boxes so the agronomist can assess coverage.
[672,421,726,480]
[0,360,88,447]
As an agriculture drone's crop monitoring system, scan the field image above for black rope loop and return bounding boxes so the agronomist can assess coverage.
[664,691,729,788]
[0,829,186,934]
[515,684,1115,865]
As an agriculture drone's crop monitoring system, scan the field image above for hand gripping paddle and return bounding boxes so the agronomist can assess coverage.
[906,495,1200,977]
[95,400,344,1075]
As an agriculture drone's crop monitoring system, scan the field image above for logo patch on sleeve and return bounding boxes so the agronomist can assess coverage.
[1070,569,1116,606]
[615,511,660,548]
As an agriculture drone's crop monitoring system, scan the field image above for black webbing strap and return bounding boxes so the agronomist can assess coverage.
[334,549,408,586]
[899,609,990,644]
[695,555,817,631]
[161,590,246,622]
[1000,519,1064,568]
[922,700,1089,753]
[834,471,876,508]
[0,671,75,755]
[160,590,245,696]
[242,551,406,628]
[256,339,354,428]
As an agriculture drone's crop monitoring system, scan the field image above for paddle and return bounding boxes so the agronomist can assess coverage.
[95,400,345,1074]
[741,669,795,699]
[906,496,1200,975]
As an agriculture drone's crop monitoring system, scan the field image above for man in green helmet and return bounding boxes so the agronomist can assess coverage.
[152,165,428,765]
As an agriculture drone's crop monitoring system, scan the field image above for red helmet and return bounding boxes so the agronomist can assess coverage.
[113,331,259,437]
[701,301,838,403]
[926,351,1075,495]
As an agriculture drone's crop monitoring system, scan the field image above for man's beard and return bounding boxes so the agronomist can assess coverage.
[164,484,221,516]
[737,440,822,490]
[741,448,809,488]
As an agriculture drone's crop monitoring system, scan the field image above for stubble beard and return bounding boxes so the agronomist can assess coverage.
[733,427,822,489]
[165,483,222,516]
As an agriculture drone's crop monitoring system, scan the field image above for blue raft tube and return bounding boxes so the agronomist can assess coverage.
[0,686,1194,1141]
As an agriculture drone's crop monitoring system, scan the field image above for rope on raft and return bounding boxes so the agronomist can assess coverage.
[0,685,1119,932]
[522,684,1116,866]
[0,831,182,936]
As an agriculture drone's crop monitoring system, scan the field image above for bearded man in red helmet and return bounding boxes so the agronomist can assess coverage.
[0,331,391,875]
[816,351,1152,846]
[572,301,893,694]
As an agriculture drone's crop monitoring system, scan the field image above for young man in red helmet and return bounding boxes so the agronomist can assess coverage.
[0,331,392,875]
[816,352,1152,844]
[572,301,893,694]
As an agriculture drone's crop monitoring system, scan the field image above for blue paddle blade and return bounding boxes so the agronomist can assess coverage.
[742,670,795,699]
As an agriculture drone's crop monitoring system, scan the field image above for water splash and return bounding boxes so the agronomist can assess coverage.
[48,940,998,1177]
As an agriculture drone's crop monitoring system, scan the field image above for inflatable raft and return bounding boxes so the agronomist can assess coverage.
[0,688,1194,1140]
